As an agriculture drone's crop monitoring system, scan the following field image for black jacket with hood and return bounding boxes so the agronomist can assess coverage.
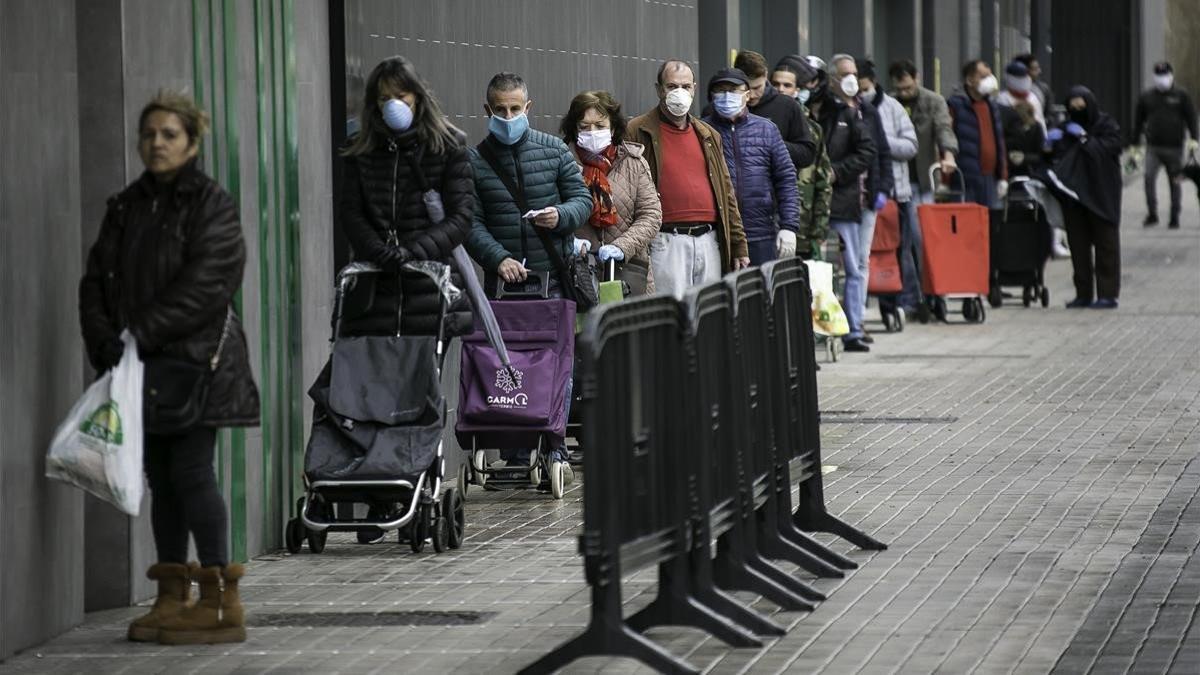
[1048,86,1123,225]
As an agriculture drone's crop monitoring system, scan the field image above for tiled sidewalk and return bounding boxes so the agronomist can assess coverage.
[3,181,1197,674]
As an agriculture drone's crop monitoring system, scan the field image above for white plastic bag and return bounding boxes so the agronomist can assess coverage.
[46,331,144,515]
[804,260,849,337]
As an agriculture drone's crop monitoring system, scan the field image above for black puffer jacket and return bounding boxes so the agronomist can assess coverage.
[816,97,877,222]
[79,161,260,428]
[339,128,475,336]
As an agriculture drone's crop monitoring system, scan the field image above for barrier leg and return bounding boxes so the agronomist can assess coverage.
[770,463,857,573]
[712,532,816,611]
[520,581,700,675]
[626,559,762,648]
[684,543,786,636]
[795,510,888,551]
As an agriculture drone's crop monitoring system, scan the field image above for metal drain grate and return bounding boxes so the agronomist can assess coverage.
[250,610,496,627]
[821,415,959,424]
[873,354,1029,360]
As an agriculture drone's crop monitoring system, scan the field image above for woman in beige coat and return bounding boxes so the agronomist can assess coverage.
[561,91,662,295]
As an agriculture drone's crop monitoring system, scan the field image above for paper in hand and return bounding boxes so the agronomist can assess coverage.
[522,207,556,220]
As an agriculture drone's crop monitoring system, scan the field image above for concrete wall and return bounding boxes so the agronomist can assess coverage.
[0,0,86,659]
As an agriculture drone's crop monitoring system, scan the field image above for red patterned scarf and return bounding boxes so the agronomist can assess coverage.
[579,144,619,229]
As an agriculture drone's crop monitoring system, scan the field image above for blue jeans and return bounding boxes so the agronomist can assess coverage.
[898,191,923,310]
[857,210,877,312]
[747,237,777,267]
[831,219,864,340]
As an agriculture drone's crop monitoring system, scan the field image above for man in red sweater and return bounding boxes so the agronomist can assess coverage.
[627,60,749,297]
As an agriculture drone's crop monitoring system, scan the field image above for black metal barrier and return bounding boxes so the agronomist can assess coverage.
[521,258,886,674]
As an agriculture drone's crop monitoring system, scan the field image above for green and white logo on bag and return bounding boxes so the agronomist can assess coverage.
[79,401,123,445]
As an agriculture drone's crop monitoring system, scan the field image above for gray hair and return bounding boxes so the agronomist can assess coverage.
[486,72,528,105]
[829,53,856,75]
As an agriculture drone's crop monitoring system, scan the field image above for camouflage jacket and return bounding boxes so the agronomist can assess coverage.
[797,114,833,260]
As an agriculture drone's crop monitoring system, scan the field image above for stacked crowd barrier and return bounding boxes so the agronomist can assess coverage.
[521,257,887,674]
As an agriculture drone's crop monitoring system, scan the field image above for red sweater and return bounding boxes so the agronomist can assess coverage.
[974,99,998,177]
[657,121,718,224]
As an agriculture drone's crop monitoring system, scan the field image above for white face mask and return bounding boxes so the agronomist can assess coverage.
[860,85,876,99]
[1154,74,1174,91]
[576,129,612,154]
[977,74,999,96]
[840,74,860,98]
[664,88,694,118]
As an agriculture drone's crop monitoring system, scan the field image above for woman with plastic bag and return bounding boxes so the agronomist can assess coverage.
[560,90,662,295]
[337,56,475,541]
[78,91,259,644]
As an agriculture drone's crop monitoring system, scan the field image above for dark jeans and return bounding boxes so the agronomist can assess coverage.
[746,237,778,267]
[897,197,923,310]
[144,427,228,568]
[1062,201,1121,301]
[963,171,999,209]
[1145,145,1183,222]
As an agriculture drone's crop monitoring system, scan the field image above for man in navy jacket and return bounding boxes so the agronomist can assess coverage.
[946,60,1008,207]
[702,68,800,265]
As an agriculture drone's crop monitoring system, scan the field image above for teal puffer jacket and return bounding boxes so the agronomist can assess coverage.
[466,129,592,275]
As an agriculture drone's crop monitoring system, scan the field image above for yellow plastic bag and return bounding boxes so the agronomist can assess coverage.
[804,261,849,337]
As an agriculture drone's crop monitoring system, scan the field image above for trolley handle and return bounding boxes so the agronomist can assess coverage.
[929,163,968,204]
[494,270,552,299]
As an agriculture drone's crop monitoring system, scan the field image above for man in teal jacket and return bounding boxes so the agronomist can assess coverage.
[467,72,592,291]
[466,72,591,480]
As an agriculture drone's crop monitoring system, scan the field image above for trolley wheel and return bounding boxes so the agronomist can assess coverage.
[988,284,1003,308]
[962,299,978,322]
[408,509,428,554]
[829,339,841,363]
[549,461,566,500]
[1022,286,1033,307]
[895,307,906,332]
[976,298,987,323]
[932,297,948,322]
[472,450,488,487]
[1040,287,1050,308]
[916,302,932,324]
[285,518,304,554]
[431,507,450,553]
[457,461,470,500]
[307,528,327,554]
[444,488,465,549]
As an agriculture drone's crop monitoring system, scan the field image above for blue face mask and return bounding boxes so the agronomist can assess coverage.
[488,111,529,145]
[796,88,811,105]
[382,98,413,132]
[713,91,746,119]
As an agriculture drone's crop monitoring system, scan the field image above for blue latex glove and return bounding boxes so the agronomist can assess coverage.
[1065,122,1085,137]
[1046,127,1064,143]
[572,237,591,256]
[597,244,624,262]
[873,192,887,211]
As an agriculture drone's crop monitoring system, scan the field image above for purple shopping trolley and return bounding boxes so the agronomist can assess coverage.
[456,274,576,498]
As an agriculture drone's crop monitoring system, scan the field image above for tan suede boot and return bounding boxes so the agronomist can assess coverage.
[127,563,193,642]
[157,564,246,645]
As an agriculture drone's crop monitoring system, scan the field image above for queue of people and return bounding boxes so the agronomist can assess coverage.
[74,51,1193,646]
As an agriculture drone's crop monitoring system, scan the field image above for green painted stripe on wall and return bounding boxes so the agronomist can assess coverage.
[282,0,304,509]
[252,0,276,549]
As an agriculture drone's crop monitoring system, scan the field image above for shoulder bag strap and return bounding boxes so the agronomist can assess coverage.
[475,141,573,289]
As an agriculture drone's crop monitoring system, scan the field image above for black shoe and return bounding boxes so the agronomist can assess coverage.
[844,338,871,352]
[1089,298,1119,309]
[1065,298,1092,309]
[1144,214,1159,227]
[1168,219,1180,229]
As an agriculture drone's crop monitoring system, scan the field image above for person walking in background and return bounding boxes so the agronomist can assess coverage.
[701,67,800,265]
[1046,87,1123,309]
[561,90,662,295]
[732,49,817,170]
[627,59,749,297]
[466,71,591,477]
[1134,61,1199,229]
[947,60,1008,207]
[772,55,833,260]
[859,58,919,316]
[80,91,260,645]
[338,56,477,543]
[807,54,876,352]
